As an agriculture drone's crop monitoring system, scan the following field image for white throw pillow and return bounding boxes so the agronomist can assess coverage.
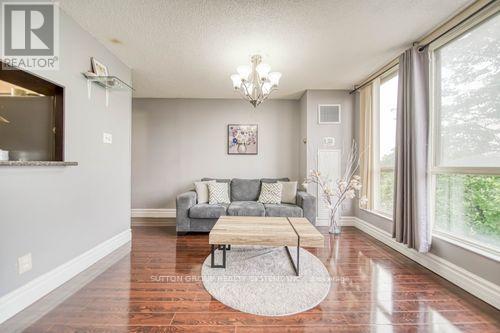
[208,182,231,204]
[258,182,283,204]
[194,180,215,204]
[278,181,298,204]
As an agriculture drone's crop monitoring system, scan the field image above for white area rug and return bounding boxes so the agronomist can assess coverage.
[201,246,331,316]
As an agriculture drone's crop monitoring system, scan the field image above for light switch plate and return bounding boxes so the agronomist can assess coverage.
[18,253,32,275]
[103,132,112,144]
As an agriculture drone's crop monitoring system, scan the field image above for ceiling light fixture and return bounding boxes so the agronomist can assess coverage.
[230,55,281,108]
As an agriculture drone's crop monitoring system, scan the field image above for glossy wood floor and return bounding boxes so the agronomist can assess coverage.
[2,225,499,333]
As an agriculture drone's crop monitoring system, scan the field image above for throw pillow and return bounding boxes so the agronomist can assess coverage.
[208,182,231,204]
[194,180,215,204]
[278,181,298,204]
[258,182,283,204]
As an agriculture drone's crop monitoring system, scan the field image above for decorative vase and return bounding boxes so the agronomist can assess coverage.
[237,143,247,153]
[329,209,341,234]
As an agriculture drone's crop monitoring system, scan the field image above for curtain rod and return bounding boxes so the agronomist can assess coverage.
[349,0,496,95]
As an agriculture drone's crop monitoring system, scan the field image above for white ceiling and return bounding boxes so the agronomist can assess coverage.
[59,0,471,99]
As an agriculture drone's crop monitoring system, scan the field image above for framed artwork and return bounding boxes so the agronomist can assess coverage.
[91,57,109,76]
[228,124,258,155]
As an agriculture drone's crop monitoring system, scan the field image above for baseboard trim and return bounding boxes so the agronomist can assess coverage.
[350,217,500,310]
[131,208,176,218]
[0,229,131,324]
[131,219,176,227]
[308,216,356,227]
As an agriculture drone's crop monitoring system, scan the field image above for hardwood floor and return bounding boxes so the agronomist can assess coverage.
[2,225,499,333]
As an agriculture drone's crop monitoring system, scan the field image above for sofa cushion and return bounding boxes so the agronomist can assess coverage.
[189,203,228,219]
[261,177,290,183]
[258,182,283,204]
[202,178,231,196]
[194,180,215,204]
[231,178,261,201]
[264,203,303,217]
[208,182,231,204]
[278,181,298,204]
[228,201,265,216]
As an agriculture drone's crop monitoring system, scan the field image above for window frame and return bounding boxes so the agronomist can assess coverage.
[428,5,500,260]
[370,68,399,219]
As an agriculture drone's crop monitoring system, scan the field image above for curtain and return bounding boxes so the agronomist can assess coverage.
[393,46,431,252]
[359,84,373,210]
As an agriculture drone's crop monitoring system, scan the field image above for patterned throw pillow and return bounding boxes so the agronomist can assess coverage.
[208,182,231,204]
[258,182,283,204]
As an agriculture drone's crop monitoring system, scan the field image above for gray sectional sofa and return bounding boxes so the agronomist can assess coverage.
[176,178,316,234]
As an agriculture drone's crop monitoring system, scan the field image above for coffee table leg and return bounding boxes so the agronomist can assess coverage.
[211,244,227,268]
[285,246,300,276]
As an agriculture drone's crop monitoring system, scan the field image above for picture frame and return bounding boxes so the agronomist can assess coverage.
[227,124,258,155]
[91,57,109,76]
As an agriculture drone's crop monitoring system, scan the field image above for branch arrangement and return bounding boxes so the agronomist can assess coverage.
[303,140,367,232]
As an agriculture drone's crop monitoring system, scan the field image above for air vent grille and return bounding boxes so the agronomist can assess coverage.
[318,104,341,124]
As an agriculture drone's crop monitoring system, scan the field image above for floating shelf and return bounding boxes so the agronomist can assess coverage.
[82,73,133,90]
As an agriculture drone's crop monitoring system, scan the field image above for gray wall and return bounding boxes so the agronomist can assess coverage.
[132,98,300,209]
[352,93,500,285]
[300,90,354,216]
[0,10,132,296]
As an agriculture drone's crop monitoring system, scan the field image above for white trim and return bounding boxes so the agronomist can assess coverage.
[351,217,500,309]
[433,230,500,262]
[316,216,356,227]
[132,219,176,227]
[131,208,176,218]
[360,207,393,221]
[0,229,131,324]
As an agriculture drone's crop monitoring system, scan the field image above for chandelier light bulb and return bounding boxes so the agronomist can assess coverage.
[256,63,271,79]
[230,74,241,88]
[237,65,251,80]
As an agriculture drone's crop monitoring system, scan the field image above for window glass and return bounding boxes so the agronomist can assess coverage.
[434,14,500,167]
[375,74,398,215]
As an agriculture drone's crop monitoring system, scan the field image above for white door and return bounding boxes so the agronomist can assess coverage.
[317,149,341,222]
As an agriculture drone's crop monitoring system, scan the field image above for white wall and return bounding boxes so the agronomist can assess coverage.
[0,10,132,296]
[132,98,300,209]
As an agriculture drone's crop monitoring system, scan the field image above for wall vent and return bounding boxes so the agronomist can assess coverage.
[318,104,341,124]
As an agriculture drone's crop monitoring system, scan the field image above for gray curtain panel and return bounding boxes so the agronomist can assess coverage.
[393,46,431,253]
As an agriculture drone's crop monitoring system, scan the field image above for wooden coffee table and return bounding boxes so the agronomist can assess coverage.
[208,216,324,276]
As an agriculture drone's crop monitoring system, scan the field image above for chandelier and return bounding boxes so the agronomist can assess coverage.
[230,55,282,108]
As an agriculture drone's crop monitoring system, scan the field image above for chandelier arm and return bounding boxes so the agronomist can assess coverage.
[241,81,253,101]
[239,83,254,103]
[255,79,267,103]
[237,88,251,102]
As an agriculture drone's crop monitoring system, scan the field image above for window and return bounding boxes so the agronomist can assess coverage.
[372,72,398,217]
[430,11,500,254]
